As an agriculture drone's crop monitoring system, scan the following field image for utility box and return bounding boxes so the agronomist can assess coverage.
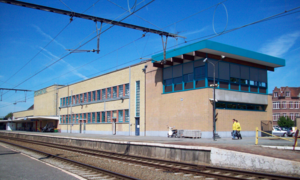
[178,130,202,138]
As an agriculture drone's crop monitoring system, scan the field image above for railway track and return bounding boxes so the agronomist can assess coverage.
[0,135,299,180]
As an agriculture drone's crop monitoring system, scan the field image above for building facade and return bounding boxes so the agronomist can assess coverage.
[272,86,300,126]
[12,40,285,138]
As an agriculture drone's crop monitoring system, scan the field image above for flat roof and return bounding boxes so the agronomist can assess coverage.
[152,40,285,68]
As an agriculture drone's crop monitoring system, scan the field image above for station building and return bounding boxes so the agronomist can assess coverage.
[11,40,285,138]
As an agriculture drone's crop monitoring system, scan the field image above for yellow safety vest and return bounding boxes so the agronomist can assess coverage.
[232,122,237,130]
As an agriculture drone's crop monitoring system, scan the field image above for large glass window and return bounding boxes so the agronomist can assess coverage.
[113,86,117,98]
[125,84,130,96]
[92,91,96,101]
[80,94,83,103]
[72,95,75,104]
[296,102,299,109]
[97,90,100,100]
[107,88,111,99]
[63,98,65,106]
[183,73,193,82]
[102,112,105,123]
[125,110,129,122]
[107,111,111,123]
[194,66,205,79]
[165,79,172,86]
[173,77,182,84]
[118,110,123,122]
[102,89,106,100]
[136,81,140,117]
[216,102,266,111]
[119,85,123,97]
[88,92,91,102]
[68,96,71,105]
[97,112,100,123]
[80,114,82,123]
[76,114,78,124]
[92,112,95,123]
[84,93,87,102]
[84,113,86,123]
[88,113,91,123]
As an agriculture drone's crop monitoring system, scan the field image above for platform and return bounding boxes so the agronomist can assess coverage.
[1,130,300,176]
[0,144,79,180]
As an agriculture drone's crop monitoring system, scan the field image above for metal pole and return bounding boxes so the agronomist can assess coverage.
[213,64,216,141]
[70,90,73,133]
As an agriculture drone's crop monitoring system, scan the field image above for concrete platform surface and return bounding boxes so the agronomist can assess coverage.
[0,144,79,180]
[2,130,300,162]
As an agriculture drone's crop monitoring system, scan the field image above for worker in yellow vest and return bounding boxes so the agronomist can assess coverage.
[236,120,242,140]
[232,119,237,140]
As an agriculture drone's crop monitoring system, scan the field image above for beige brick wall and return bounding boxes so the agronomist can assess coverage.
[14,110,34,118]
[58,63,146,135]
[145,61,272,134]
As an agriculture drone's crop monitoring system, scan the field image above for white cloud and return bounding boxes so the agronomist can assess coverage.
[32,25,67,50]
[40,47,88,80]
[260,31,300,57]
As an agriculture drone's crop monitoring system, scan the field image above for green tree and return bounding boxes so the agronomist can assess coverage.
[277,116,294,128]
[4,112,13,120]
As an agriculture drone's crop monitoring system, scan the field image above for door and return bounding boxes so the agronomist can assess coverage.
[135,117,140,136]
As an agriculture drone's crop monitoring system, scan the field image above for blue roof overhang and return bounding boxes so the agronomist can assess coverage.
[151,40,285,68]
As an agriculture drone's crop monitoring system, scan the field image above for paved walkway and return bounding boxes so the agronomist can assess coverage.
[0,144,79,180]
[2,130,300,162]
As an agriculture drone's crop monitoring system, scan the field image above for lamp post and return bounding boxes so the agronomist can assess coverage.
[203,55,225,141]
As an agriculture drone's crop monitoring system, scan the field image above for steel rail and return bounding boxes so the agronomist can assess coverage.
[0,139,139,180]
[0,0,184,38]
[1,135,298,180]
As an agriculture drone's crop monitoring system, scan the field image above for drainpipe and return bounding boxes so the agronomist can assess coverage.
[70,90,73,133]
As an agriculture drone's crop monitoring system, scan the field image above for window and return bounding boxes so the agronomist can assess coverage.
[164,79,172,86]
[240,79,248,85]
[295,102,299,109]
[289,101,293,109]
[97,112,100,123]
[102,89,106,100]
[68,96,71,105]
[136,81,140,117]
[216,102,266,111]
[66,115,69,124]
[72,95,75,104]
[273,102,280,109]
[230,77,239,84]
[194,66,205,79]
[296,113,299,118]
[88,113,91,123]
[183,73,193,83]
[107,111,111,123]
[173,77,182,84]
[125,84,130,96]
[102,112,105,123]
[119,85,123,97]
[72,115,75,124]
[84,93,87,102]
[80,114,82,123]
[76,114,78,124]
[259,82,266,87]
[88,92,91,102]
[60,116,62,123]
[249,80,257,86]
[283,113,286,117]
[118,110,123,122]
[92,91,96,101]
[63,98,65,106]
[273,113,280,121]
[107,88,111,99]
[76,95,79,104]
[80,94,83,103]
[125,110,129,122]
[113,86,117,98]
[286,91,290,97]
[274,92,278,97]
[97,90,100,100]
[290,113,294,120]
[282,101,287,109]
[92,112,95,123]
[84,114,86,123]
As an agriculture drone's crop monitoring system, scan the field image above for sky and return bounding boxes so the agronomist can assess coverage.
[0,0,299,116]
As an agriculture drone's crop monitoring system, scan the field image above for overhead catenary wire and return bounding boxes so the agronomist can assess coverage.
[0,0,153,99]
[0,0,101,87]
[1,3,300,109]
